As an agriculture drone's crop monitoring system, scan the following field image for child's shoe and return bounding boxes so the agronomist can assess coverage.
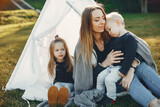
[57,87,69,106]
[97,95,115,107]
[48,86,58,106]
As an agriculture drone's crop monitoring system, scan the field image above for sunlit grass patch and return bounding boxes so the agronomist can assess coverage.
[144,37,160,74]
[0,9,38,106]
[0,23,35,84]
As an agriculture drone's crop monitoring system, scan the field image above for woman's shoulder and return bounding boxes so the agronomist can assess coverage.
[74,40,81,53]
[91,49,97,66]
[75,40,81,48]
[71,56,74,64]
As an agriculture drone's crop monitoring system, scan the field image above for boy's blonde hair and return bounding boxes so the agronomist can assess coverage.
[106,12,125,26]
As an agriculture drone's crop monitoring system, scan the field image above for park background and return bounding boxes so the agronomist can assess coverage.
[0,0,160,106]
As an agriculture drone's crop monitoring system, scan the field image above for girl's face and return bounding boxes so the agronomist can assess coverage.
[105,20,121,37]
[91,9,105,33]
[54,42,66,62]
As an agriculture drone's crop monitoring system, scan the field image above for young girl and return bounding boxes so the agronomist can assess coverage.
[47,35,74,106]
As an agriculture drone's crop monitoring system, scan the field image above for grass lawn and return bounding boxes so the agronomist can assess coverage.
[0,9,160,107]
[25,0,46,10]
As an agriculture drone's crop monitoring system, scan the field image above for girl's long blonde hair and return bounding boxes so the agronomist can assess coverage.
[48,36,73,76]
[78,6,107,67]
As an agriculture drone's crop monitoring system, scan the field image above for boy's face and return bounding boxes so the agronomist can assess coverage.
[105,20,121,37]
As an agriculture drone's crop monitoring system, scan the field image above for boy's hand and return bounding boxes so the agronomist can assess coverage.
[119,72,125,78]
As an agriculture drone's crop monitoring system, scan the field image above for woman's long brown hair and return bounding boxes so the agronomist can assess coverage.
[48,36,73,76]
[78,6,107,67]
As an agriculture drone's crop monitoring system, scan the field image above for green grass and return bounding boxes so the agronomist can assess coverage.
[0,10,40,107]
[0,10,160,107]
[123,13,160,74]
[25,0,46,10]
[124,13,160,38]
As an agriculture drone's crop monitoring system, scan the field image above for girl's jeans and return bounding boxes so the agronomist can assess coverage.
[54,82,73,94]
[129,62,160,107]
[96,65,121,100]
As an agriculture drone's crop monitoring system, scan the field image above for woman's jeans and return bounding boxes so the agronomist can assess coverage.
[129,62,160,107]
[54,82,73,94]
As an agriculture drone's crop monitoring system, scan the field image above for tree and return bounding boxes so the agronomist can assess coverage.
[139,0,148,14]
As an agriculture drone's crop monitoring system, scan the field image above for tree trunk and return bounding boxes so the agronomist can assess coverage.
[139,0,148,14]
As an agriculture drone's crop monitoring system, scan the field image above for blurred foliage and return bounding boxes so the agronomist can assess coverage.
[96,0,160,13]
[0,0,18,10]
[96,0,141,13]
[25,0,46,10]
[0,10,39,25]
[1,0,159,13]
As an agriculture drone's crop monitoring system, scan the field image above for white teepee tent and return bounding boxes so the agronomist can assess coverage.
[6,0,96,101]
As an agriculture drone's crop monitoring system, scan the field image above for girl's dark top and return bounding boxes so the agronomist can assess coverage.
[54,61,74,84]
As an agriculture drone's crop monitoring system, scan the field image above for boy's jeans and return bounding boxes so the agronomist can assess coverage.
[129,62,160,107]
[96,66,121,100]
[54,82,73,94]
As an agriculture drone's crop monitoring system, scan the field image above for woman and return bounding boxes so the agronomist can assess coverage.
[73,5,160,107]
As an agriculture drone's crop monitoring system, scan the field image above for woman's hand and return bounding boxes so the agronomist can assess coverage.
[101,50,124,67]
[120,69,134,90]
[119,58,139,90]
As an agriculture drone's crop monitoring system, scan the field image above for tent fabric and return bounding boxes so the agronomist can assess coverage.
[6,0,96,101]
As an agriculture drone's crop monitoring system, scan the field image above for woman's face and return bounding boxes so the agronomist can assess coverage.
[91,9,105,33]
